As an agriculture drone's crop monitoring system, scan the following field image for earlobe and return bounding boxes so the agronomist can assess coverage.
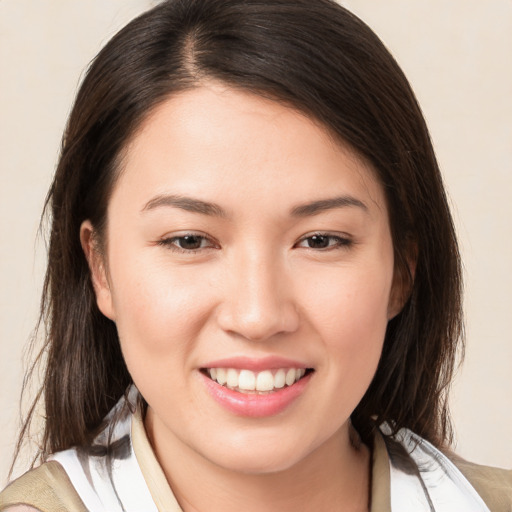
[80,220,116,321]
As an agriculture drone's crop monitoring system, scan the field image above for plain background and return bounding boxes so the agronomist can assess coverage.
[1,0,511,486]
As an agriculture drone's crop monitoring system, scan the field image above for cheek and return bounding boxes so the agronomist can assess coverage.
[107,252,214,372]
[302,259,392,328]
[299,260,392,371]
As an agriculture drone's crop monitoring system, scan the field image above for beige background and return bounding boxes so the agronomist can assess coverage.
[1,0,510,486]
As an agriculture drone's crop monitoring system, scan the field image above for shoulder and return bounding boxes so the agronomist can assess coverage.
[0,461,87,512]
[450,454,512,512]
[381,426,512,512]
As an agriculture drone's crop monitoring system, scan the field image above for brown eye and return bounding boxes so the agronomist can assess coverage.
[158,233,217,253]
[175,235,205,250]
[296,233,352,250]
[306,235,331,249]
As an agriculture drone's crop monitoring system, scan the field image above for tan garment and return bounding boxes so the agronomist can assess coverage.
[1,417,511,512]
[0,461,87,512]
[451,454,512,512]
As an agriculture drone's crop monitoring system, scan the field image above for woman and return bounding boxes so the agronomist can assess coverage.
[1,0,510,510]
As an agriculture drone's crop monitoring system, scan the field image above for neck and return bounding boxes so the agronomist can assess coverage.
[145,412,370,512]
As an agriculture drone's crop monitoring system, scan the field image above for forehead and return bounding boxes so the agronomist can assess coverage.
[113,83,386,217]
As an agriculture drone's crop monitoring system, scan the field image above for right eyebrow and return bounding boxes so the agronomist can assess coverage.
[290,195,368,217]
[141,194,228,218]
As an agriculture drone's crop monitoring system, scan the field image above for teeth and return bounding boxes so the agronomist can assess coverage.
[274,369,286,389]
[216,368,227,385]
[239,369,256,390]
[226,368,239,388]
[207,367,308,392]
[285,368,296,386]
[256,370,274,391]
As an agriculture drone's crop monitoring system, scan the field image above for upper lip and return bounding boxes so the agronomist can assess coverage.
[201,356,310,372]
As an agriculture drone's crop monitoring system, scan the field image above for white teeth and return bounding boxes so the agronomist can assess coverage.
[207,367,309,392]
[216,368,227,385]
[256,370,274,391]
[285,368,296,386]
[226,368,239,388]
[274,369,286,389]
[238,370,256,390]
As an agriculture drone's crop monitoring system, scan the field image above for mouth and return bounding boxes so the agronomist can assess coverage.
[201,367,315,394]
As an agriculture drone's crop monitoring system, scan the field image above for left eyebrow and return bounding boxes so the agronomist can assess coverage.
[290,196,368,217]
[141,194,228,217]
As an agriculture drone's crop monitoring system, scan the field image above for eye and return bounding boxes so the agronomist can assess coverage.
[295,233,352,250]
[158,233,217,253]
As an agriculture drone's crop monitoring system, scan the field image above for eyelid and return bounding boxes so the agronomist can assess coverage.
[157,231,219,253]
[294,231,353,250]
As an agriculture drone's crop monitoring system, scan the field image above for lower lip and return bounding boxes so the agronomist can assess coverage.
[201,372,312,418]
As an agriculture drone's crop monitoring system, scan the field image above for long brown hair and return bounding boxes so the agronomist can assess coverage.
[14,0,462,471]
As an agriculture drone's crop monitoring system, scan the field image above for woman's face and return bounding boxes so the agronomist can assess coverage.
[85,84,400,474]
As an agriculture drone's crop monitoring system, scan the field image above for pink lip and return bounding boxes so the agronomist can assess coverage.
[202,356,309,372]
[201,370,312,418]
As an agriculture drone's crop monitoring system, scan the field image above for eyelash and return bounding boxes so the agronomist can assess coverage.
[157,233,218,254]
[294,233,353,251]
[157,232,353,254]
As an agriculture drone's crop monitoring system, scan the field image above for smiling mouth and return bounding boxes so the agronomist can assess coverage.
[201,367,314,394]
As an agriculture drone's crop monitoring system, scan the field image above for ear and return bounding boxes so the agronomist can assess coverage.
[80,220,116,321]
[387,243,417,320]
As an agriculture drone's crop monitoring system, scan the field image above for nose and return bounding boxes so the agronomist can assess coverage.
[216,251,300,341]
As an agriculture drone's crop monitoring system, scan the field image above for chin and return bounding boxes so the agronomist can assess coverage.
[209,448,304,475]
[196,430,315,475]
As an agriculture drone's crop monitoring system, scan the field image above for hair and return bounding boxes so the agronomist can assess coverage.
[15,0,463,470]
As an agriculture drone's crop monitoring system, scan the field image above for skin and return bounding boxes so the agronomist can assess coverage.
[82,83,404,511]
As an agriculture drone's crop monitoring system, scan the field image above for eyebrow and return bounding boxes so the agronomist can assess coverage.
[141,194,368,218]
[290,196,368,216]
[141,194,227,217]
